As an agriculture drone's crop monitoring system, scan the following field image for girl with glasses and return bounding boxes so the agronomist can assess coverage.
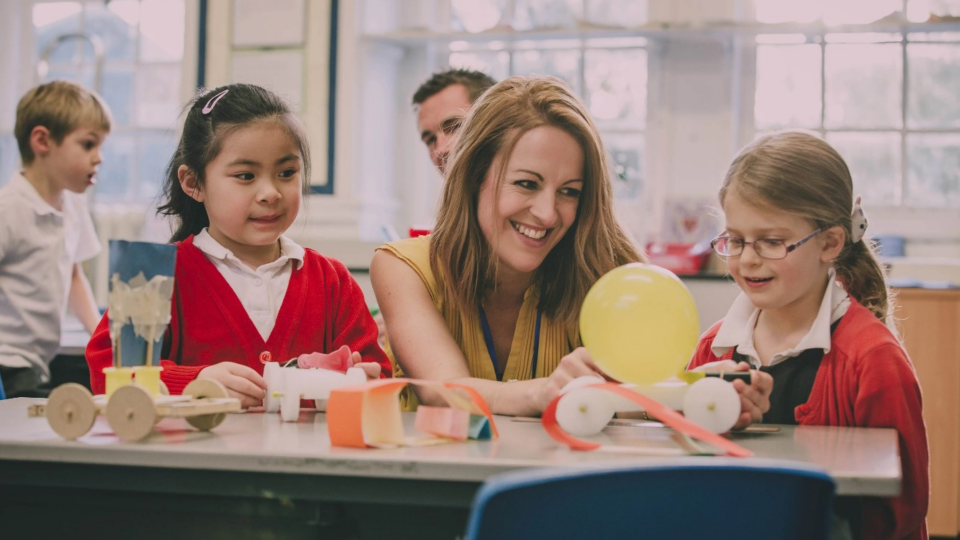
[689,131,928,540]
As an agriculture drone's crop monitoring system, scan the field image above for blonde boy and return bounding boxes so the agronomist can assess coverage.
[0,80,111,397]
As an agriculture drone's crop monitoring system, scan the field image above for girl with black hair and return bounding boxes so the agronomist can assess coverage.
[87,84,389,407]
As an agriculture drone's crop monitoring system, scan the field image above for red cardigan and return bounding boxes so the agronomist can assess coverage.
[689,300,929,540]
[87,236,390,396]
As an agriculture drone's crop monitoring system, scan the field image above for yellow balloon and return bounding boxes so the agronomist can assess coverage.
[580,263,700,385]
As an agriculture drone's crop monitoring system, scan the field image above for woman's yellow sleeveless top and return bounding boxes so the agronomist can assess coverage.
[377,235,579,410]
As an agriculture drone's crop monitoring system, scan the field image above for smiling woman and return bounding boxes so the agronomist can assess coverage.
[371,75,644,417]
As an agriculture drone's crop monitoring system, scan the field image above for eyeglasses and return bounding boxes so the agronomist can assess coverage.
[710,228,824,260]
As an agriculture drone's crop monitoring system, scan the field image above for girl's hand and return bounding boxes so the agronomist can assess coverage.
[729,361,772,430]
[692,360,772,429]
[350,351,382,381]
[197,362,266,409]
[534,347,606,412]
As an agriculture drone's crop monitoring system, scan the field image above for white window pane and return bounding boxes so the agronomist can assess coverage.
[907,32,960,42]
[514,39,580,50]
[584,0,647,28]
[135,64,182,128]
[99,67,135,127]
[448,51,510,82]
[41,65,97,90]
[906,134,960,207]
[137,131,177,200]
[34,2,83,65]
[826,132,900,206]
[451,0,506,33]
[84,1,137,62]
[907,44,960,129]
[513,0,577,31]
[140,0,185,62]
[0,135,19,187]
[755,45,821,129]
[754,0,824,23]
[824,44,902,129]
[584,48,646,130]
[97,132,136,199]
[603,133,644,200]
[512,49,582,96]
[823,33,901,44]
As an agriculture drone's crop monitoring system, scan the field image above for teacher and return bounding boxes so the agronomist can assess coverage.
[372,75,643,416]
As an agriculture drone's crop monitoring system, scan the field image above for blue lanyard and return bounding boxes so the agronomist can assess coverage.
[478,302,542,382]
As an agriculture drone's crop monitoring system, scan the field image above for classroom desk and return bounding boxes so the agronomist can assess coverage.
[0,398,900,539]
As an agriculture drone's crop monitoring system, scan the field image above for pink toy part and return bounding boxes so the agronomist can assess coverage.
[297,345,352,371]
[542,382,752,458]
[415,406,471,440]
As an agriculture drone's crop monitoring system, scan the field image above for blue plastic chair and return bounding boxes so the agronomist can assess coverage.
[464,458,836,540]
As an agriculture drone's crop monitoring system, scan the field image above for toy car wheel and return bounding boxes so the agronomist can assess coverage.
[183,379,229,431]
[46,383,97,440]
[263,362,282,413]
[683,377,740,434]
[280,391,300,422]
[106,385,158,442]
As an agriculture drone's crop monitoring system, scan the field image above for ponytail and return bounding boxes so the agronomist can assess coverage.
[158,145,209,242]
[834,239,892,322]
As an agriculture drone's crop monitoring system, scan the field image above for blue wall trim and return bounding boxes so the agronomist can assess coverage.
[311,0,338,195]
[197,0,207,88]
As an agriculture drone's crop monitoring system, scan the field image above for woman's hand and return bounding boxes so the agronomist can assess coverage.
[350,351,383,380]
[533,347,606,412]
[197,362,266,409]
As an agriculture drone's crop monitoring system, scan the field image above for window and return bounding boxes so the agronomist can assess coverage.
[31,0,185,203]
[446,35,648,202]
[752,0,960,208]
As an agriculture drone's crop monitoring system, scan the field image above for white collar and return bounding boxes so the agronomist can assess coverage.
[711,268,850,367]
[193,228,304,271]
[7,172,61,217]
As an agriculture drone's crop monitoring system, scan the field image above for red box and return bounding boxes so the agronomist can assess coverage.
[645,243,711,276]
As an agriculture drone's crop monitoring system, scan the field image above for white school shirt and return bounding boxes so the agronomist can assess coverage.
[708,268,851,368]
[0,172,101,378]
[192,229,304,341]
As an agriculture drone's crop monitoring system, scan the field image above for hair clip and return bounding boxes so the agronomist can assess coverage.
[850,195,868,243]
[201,89,229,115]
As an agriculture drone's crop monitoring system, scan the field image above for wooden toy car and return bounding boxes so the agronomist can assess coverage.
[30,378,240,442]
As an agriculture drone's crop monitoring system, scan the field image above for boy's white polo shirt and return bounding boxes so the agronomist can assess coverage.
[709,269,851,368]
[0,172,101,378]
[192,228,304,341]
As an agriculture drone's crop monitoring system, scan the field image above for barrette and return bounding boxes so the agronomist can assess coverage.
[201,89,229,115]
[850,195,868,243]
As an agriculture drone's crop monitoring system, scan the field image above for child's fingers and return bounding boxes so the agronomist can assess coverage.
[354,361,382,380]
[349,351,362,366]
[224,375,266,403]
[731,378,767,428]
[226,362,267,389]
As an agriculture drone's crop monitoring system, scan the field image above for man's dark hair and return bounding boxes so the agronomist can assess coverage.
[412,68,496,107]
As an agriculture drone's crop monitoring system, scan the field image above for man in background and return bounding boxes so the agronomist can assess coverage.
[412,68,496,173]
